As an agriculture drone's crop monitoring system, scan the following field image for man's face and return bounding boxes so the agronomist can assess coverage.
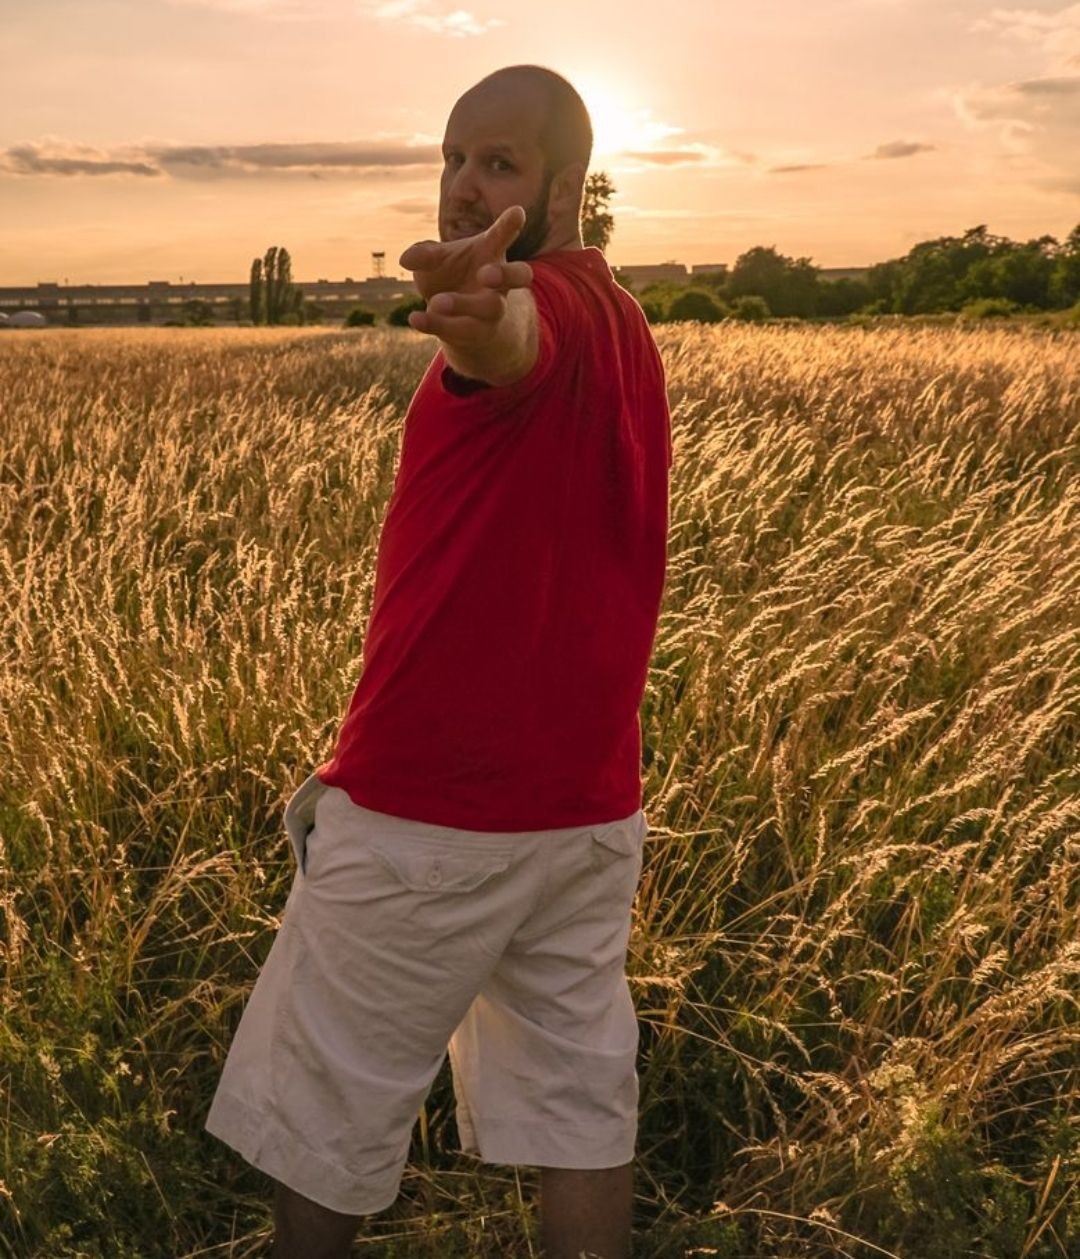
[438,87,556,262]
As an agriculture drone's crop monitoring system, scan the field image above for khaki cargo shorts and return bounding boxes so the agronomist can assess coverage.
[204,770,647,1216]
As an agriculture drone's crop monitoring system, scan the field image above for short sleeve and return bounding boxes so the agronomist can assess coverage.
[436,261,577,409]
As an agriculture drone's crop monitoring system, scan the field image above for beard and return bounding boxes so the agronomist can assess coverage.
[504,169,555,262]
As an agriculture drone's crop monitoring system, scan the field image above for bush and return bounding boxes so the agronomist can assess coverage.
[179,300,214,327]
[388,297,427,327]
[640,299,665,325]
[344,306,376,327]
[667,288,727,324]
[731,294,771,322]
[959,297,1020,320]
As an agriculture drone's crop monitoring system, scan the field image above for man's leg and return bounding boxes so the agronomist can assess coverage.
[269,1179,364,1259]
[538,1161,633,1259]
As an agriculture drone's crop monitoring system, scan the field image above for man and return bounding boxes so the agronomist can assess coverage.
[204,64,672,1259]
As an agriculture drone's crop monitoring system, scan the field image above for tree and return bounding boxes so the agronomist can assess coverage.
[345,306,376,327]
[251,246,302,325]
[817,276,872,316]
[1049,222,1080,307]
[728,245,820,316]
[581,171,616,253]
[249,257,264,325]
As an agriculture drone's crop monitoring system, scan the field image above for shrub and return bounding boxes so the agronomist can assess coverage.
[731,294,771,322]
[344,306,376,327]
[179,300,214,327]
[959,297,1020,320]
[668,288,726,324]
[640,299,665,325]
[388,297,427,327]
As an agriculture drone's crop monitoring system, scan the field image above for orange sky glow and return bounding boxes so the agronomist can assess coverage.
[2,0,1079,284]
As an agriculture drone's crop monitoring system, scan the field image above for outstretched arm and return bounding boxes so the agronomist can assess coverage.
[398,205,540,388]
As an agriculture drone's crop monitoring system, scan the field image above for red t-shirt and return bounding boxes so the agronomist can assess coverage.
[316,245,672,831]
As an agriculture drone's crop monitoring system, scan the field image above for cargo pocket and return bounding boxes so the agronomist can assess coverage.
[588,810,647,875]
[283,770,329,876]
[369,841,512,893]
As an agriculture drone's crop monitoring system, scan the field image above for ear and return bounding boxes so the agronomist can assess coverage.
[550,162,587,213]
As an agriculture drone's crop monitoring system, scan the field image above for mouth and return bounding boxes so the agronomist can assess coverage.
[450,219,487,236]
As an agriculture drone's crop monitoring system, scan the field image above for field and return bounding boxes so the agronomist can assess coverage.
[2,323,1078,1258]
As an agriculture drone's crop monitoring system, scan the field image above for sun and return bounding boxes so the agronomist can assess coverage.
[572,73,683,161]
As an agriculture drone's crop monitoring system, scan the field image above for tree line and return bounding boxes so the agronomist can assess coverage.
[623,222,1080,324]
[180,173,1080,328]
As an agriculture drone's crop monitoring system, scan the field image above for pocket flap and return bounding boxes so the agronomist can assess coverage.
[590,811,648,856]
[371,843,511,893]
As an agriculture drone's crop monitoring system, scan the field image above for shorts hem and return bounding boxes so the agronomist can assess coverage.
[204,1089,402,1216]
[455,1113,636,1169]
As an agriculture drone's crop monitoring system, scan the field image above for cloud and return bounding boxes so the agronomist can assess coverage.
[607,141,749,172]
[153,140,441,176]
[767,162,833,173]
[615,147,709,167]
[866,140,937,159]
[954,71,1080,194]
[762,139,935,172]
[0,137,441,179]
[369,0,505,35]
[384,197,438,216]
[0,141,162,177]
[970,3,1080,72]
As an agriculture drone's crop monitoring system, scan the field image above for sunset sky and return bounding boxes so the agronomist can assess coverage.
[2,0,1079,285]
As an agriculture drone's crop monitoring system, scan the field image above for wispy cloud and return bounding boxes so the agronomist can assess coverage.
[768,162,832,174]
[384,197,438,216]
[970,3,1080,72]
[866,140,937,159]
[369,0,505,35]
[953,73,1080,195]
[0,137,441,179]
[608,142,750,171]
[764,139,935,173]
[1,142,163,177]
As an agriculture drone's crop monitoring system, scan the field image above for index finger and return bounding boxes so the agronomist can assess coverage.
[483,204,526,256]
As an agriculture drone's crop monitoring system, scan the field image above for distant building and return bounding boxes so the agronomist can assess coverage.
[0,312,9,327]
[690,263,727,277]
[0,275,419,324]
[9,311,46,328]
[612,262,689,288]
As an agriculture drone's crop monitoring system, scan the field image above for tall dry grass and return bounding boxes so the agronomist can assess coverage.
[1,323,1078,1258]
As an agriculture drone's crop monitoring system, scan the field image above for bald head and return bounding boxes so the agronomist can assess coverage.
[438,65,593,260]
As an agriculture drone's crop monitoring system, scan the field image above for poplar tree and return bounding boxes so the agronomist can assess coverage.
[250,245,302,324]
[249,257,264,325]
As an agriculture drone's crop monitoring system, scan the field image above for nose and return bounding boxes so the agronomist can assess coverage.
[445,157,483,210]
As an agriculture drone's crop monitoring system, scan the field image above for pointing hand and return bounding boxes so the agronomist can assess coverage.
[398,205,534,349]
